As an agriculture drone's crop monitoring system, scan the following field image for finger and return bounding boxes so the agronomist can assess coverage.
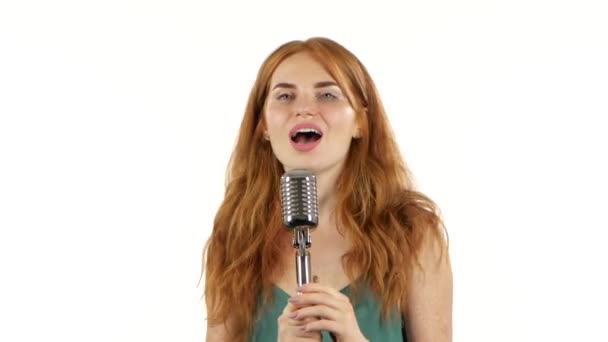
[281,301,297,315]
[287,317,307,326]
[284,301,320,325]
[282,302,314,325]
[288,292,343,310]
[287,316,321,338]
[291,304,339,322]
[303,318,341,335]
[297,282,346,298]
[287,314,318,326]
[278,303,295,330]
[295,325,322,339]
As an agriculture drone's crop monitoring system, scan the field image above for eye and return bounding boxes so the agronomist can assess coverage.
[319,92,338,100]
[276,93,292,101]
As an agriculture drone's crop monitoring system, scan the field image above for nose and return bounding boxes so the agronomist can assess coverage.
[293,93,318,117]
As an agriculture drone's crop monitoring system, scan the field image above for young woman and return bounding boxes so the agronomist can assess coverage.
[202,37,452,342]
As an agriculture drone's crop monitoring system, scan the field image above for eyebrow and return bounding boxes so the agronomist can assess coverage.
[271,81,339,90]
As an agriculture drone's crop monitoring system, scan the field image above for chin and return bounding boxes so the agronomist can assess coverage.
[281,160,319,173]
[277,150,348,175]
[282,160,343,176]
[282,164,317,173]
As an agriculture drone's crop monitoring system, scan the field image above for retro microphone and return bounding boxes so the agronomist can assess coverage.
[280,170,318,287]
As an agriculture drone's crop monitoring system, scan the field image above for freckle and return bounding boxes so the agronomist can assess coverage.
[313,275,319,283]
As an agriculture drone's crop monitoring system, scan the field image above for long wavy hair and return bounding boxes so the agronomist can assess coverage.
[201,37,447,341]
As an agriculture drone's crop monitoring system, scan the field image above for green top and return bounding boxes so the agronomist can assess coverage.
[249,282,404,341]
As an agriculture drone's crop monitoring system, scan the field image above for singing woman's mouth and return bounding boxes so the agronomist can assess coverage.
[289,124,323,152]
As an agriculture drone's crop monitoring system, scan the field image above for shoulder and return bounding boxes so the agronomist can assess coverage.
[206,319,235,342]
[400,191,453,341]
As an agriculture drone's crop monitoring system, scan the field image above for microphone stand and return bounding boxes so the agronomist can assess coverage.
[294,226,334,340]
[293,226,312,287]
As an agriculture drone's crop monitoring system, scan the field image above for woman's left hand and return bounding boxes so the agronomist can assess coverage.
[287,283,368,342]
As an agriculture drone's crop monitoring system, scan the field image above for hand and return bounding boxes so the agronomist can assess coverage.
[286,283,368,342]
[277,301,322,342]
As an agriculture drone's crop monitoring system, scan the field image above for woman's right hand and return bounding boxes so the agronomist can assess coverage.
[278,301,322,342]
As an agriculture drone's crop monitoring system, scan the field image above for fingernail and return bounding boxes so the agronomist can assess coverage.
[288,297,298,303]
[287,312,297,318]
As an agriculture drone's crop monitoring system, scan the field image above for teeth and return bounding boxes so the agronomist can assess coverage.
[291,128,321,137]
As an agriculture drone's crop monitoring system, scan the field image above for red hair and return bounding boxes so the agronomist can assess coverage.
[201,37,447,341]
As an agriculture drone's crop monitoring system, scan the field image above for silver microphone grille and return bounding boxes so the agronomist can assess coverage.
[280,170,319,229]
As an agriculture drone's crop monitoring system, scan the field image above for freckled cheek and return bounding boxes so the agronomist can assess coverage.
[324,109,357,130]
[264,110,287,135]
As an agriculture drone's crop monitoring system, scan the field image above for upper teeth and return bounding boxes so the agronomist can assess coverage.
[292,128,321,137]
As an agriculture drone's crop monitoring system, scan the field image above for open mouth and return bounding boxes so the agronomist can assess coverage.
[290,128,323,144]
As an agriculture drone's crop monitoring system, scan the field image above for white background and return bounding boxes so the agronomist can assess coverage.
[1,0,606,341]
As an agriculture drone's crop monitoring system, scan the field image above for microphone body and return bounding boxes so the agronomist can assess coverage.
[280,170,319,229]
[280,170,318,287]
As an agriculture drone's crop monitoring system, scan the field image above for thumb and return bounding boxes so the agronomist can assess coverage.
[282,301,297,314]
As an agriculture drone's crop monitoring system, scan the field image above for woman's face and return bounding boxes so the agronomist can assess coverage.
[264,52,360,175]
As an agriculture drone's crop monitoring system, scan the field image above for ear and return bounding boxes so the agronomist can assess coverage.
[353,127,361,139]
[263,131,270,141]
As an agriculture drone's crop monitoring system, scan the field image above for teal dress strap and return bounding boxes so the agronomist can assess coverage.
[250,283,403,341]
